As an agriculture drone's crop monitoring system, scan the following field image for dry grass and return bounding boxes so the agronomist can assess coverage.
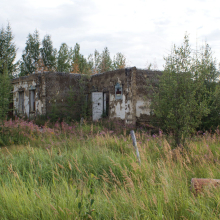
[0,120,220,219]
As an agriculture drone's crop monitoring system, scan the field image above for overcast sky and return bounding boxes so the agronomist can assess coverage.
[0,0,220,70]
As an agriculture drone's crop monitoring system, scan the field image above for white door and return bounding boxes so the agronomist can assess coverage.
[92,92,103,121]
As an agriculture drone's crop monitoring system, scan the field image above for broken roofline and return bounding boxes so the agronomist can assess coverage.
[11,67,163,125]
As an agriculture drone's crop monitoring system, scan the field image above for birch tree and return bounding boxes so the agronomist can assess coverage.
[150,35,210,147]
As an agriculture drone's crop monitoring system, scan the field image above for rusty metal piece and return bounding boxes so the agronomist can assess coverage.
[191,178,220,194]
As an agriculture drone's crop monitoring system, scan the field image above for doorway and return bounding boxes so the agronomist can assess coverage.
[92,92,109,121]
[103,92,109,117]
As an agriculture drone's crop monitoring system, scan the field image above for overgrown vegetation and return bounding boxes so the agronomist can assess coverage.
[149,35,220,147]
[47,75,91,123]
[1,23,220,218]
[19,30,127,76]
[65,75,91,121]
[0,119,220,219]
[0,23,18,77]
[0,66,12,142]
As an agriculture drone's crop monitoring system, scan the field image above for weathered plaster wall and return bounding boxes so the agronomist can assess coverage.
[12,72,89,119]
[90,67,137,124]
[12,74,43,118]
[109,93,126,119]
[11,68,162,125]
[135,70,162,124]
[136,99,151,117]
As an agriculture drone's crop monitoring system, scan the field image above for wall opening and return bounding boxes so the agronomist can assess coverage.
[115,82,123,100]
[92,92,103,121]
[18,91,24,113]
[103,92,109,117]
[29,90,35,112]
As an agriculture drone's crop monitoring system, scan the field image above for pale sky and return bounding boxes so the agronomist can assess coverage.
[0,0,220,70]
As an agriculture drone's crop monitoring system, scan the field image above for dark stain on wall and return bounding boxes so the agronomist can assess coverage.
[12,68,163,125]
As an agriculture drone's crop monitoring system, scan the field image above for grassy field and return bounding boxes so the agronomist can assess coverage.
[0,118,220,219]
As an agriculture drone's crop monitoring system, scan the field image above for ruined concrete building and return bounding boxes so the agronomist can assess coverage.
[12,67,162,125]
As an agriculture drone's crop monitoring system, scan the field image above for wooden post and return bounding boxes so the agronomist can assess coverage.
[191,178,220,194]
[130,130,141,165]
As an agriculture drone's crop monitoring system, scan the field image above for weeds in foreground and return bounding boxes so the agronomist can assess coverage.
[0,119,220,219]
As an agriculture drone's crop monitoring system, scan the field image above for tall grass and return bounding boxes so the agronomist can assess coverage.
[0,119,220,219]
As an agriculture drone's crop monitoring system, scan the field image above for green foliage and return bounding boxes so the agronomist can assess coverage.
[98,47,113,73]
[40,35,57,71]
[0,121,220,219]
[87,49,101,75]
[0,67,11,122]
[66,76,91,121]
[0,23,18,76]
[71,43,90,74]
[88,48,126,74]
[89,47,113,74]
[199,81,220,131]
[150,35,210,147]
[0,23,126,76]
[33,114,48,127]
[76,177,97,219]
[195,43,220,131]
[57,43,72,72]
[17,29,126,75]
[113,52,126,69]
[20,30,40,76]
[48,101,61,122]
[0,66,12,141]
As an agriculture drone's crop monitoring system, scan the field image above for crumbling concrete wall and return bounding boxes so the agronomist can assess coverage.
[12,74,43,118]
[11,68,162,125]
[135,69,162,124]
[44,72,88,118]
[90,67,137,124]
[12,72,89,119]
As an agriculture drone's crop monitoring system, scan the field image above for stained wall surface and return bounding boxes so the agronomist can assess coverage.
[90,67,137,124]
[12,72,88,119]
[44,72,87,117]
[12,74,43,118]
[136,69,162,124]
[11,68,162,125]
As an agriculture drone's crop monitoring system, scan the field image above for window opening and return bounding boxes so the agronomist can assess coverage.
[115,82,123,100]
[18,91,24,113]
[29,90,35,112]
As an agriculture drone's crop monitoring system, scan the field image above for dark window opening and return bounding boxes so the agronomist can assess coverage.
[18,91,24,113]
[115,82,123,100]
[116,88,121,95]
[103,92,109,117]
[29,90,35,112]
